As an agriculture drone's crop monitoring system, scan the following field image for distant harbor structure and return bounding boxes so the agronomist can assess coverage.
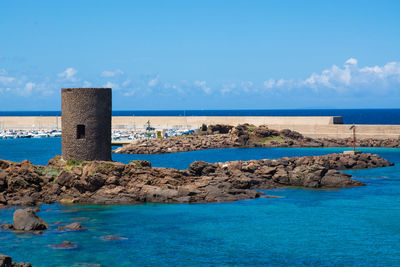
[1,111,400,140]
[61,88,112,161]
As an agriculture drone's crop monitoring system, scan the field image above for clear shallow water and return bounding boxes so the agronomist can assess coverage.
[0,139,400,266]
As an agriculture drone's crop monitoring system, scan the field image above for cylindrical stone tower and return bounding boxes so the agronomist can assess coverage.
[61,88,112,161]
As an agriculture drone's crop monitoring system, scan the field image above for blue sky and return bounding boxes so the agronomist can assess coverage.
[0,0,399,110]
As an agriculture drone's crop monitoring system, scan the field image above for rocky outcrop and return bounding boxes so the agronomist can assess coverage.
[0,254,31,267]
[207,124,234,134]
[114,134,236,154]
[114,124,400,155]
[0,153,393,206]
[0,208,48,232]
[113,125,323,154]
[318,137,400,148]
[13,208,48,231]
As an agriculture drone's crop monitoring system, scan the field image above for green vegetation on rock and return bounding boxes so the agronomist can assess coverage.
[42,168,60,177]
[260,136,285,143]
[246,125,257,132]
[130,160,142,167]
[66,159,84,167]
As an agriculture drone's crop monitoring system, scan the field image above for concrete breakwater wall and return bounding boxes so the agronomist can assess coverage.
[0,116,399,139]
[0,116,342,130]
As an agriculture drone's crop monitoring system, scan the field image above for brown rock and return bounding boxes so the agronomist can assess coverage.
[49,241,77,249]
[13,208,49,231]
[58,222,85,231]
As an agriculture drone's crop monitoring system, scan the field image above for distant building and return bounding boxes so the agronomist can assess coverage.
[61,88,112,161]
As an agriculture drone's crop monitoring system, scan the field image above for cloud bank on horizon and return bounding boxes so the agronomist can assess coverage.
[0,58,399,109]
[264,58,400,94]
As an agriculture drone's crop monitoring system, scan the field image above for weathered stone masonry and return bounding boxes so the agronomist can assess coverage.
[61,88,112,161]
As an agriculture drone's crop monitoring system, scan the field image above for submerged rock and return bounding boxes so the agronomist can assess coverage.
[100,235,128,241]
[58,222,85,231]
[49,241,77,249]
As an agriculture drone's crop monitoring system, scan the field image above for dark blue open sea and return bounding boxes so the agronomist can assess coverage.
[0,138,400,266]
[1,108,400,124]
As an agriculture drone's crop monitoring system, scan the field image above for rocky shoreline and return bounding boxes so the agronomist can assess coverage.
[0,255,31,267]
[114,124,400,154]
[0,152,393,206]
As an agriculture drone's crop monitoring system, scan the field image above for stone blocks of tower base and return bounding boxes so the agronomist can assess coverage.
[61,88,112,161]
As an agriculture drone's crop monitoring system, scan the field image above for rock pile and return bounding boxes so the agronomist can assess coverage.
[114,124,400,155]
[0,152,393,205]
[319,137,400,148]
[207,124,233,134]
[114,134,236,154]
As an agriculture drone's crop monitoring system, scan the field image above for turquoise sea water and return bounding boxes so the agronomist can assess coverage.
[0,138,400,266]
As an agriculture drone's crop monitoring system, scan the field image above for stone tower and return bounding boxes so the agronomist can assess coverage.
[61,88,112,161]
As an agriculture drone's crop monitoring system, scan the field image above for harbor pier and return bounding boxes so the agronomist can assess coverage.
[0,116,399,140]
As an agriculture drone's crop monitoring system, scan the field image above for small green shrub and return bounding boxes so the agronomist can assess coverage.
[262,136,285,143]
[95,162,114,172]
[66,158,83,166]
[130,160,142,167]
[42,168,60,177]
[246,126,257,132]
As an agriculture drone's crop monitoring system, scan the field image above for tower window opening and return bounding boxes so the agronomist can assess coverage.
[77,124,86,139]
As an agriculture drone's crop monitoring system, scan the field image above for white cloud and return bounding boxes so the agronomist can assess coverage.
[194,80,211,94]
[0,68,15,85]
[148,75,159,87]
[264,78,289,88]
[276,79,286,87]
[241,81,253,92]
[264,58,400,94]
[345,58,358,65]
[122,79,131,87]
[303,64,353,90]
[101,69,124,77]
[123,90,135,96]
[163,82,184,94]
[0,68,8,75]
[83,80,92,87]
[58,67,78,82]
[23,82,35,95]
[10,82,36,97]
[360,62,400,79]
[0,76,15,84]
[103,81,120,90]
[2,58,400,101]
[25,82,35,90]
[221,83,236,94]
[263,79,275,89]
